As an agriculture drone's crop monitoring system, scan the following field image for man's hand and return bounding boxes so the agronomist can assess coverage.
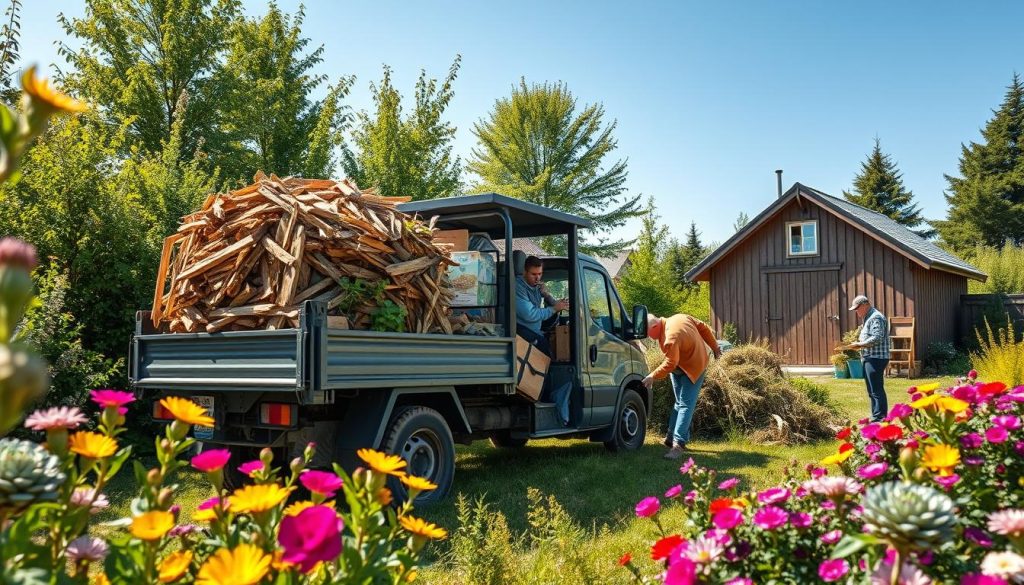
[713,349,722,359]
[642,375,654,389]
[554,299,570,313]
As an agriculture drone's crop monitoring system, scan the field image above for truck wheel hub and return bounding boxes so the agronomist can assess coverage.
[621,405,640,438]
[401,431,438,479]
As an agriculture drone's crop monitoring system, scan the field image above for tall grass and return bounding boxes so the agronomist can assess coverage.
[973,317,1024,386]
[967,243,1024,294]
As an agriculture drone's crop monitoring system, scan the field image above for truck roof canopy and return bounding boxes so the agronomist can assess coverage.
[398,193,592,238]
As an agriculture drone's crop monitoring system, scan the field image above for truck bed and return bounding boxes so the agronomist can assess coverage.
[130,302,516,400]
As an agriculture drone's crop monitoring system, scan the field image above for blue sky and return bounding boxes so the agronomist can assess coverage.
[17,1,1024,246]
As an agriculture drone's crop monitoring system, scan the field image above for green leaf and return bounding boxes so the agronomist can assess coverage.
[831,533,881,559]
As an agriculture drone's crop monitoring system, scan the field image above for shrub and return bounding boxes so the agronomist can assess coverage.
[620,379,1024,583]
[721,322,739,345]
[923,341,972,376]
[972,317,1024,386]
[967,242,1024,294]
[446,495,519,585]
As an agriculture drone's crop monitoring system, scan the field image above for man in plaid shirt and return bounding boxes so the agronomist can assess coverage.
[847,295,890,422]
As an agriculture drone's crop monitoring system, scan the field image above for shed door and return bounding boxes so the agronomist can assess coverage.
[766,270,840,365]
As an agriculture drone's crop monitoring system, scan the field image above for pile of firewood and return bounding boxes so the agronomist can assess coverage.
[151,172,456,333]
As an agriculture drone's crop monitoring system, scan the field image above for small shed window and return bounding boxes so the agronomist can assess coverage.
[786,221,818,256]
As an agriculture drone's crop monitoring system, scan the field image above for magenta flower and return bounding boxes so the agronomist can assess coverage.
[66,535,108,563]
[90,389,135,409]
[818,558,849,582]
[821,529,843,544]
[191,449,231,473]
[683,490,697,505]
[725,578,753,585]
[238,460,264,476]
[888,403,913,420]
[300,470,344,497]
[953,385,979,403]
[961,574,1008,585]
[635,497,660,518]
[810,467,827,479]
[968,369,979,379]
[987,426,1009,444]
[718,477,740,491]
[935,474,960,490]
[857,462,889,480]
[198,496,226,511]
[861,423,881,440]
[1015,441,1024,456]
[965,455,986,466]
[992,415,1022,430]
[24,406,88,431]
[278,505,343,573]
[961,432,985,449]
[965,526,994,548]
[663,555,697,585]
[789,512,813,528]
[988,509,1024,537]
[712,507,744,530]
[752,506,788,531]
[757,487,790,505]
[864,443,882,457]
[679,458,696,475]
[665,484,683,499]
[169,524,200,537]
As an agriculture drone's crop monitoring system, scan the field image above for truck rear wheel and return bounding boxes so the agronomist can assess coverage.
[489,430,528,449]
[603,389,647,452]
[383,406,455,506]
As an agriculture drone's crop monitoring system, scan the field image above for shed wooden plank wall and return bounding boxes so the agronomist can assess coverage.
[709,197,918,364]
[913,268,966,351]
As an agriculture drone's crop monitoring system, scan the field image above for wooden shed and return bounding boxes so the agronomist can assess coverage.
[686,183,986,365]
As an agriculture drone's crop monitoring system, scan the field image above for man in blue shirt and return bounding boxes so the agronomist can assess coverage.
[516,255,569,355]
[846,295,891,422]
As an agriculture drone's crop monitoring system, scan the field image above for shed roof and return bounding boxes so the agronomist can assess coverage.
[686,183,986,282]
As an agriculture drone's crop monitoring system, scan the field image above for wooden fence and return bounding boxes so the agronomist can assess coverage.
[958,294,1024,342]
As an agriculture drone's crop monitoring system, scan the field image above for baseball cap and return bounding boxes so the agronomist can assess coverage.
[848,295,869,311]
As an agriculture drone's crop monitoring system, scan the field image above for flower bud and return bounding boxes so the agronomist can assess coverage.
[157,487,174,508]
[169,420,189,441]
[304,442,316,461]
[290,457,303,475]
[0,344,49,435]
[260,448,274,466]
[147,468,163,486]
[912,467,929,482]
[160,439,173,453]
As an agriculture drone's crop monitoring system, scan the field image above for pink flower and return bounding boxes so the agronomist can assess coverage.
[238,460,264,476]
[198,496,227,511]
[665,484,683,499]
[821,529,843,544]
[803,476,863,499]
[961,432,985,449]
[679,458,696,474]
[935,474,960,490]
[712,507,744,530]
[635,497,660,518]
[961,574,1008,585]
[818,559,850,582]
[278,505,343,573]
[66,536,108,562]
[682,535,724,564]
[24,406,88,431]
[968,369,979,379]
[683,490,697,505]
[857,462,889,480]
[757,487,790,505]
[992,415,1022,430]
[888,403,913,420]
[300,470,344,497]
[70,487,109,514]
[988,509,1024,537]
[752,506,788,531]
[790,512,813,528]
[169,524,200,537]
[663,555,697,585]
[0,238,37,269]
[811,467,827,478]
[190,449,231,473]
[90,389,135,409]
[718,477,740,491]
[725,579,753,585]
[987,426,1009,444]
[861,423,882,440]
[870,560,932,585]
[965,527,994,548]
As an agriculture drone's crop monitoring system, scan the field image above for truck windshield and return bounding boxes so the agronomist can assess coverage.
[541,268,569,303]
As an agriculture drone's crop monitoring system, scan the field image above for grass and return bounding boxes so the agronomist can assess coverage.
[98,375,953,578]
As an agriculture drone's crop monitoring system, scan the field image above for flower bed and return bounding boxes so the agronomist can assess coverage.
[621,378,1024,583]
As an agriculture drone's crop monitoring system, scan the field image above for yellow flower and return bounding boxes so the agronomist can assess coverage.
[229,483,293,514]
[820,448,854,466]
[271,549,296,572]
[921,444,960,477]
[406,570,418,582]
[92,574,111,585]
[69,431,118,459]
[160,396,214,426]
[21,66,88,114]
[377,487,394,506]
[196,544,270,585]
[914,382,941,394]
[282,500,335,517]
[131,510,175,541]
[399,515,448,540]
[401,475,438,492]
[910,394,941,410]
[357,448,407,477]
[936,396,969,414]
[158,550,193,583]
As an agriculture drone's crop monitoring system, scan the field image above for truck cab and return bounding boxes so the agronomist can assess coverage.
[131,193,651,503]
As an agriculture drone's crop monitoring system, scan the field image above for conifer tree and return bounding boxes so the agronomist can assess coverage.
[843,138,930,236]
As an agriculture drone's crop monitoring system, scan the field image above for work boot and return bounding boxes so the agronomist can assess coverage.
[662,435,673,448]
[663,445,685,460]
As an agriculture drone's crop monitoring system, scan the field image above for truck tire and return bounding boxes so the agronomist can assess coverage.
[603,389,647,452]
[382,406,455,506]
[489,430,528,449]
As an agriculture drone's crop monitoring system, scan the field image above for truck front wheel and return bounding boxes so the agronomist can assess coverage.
[603,389,647,452]
[382,406,455,506]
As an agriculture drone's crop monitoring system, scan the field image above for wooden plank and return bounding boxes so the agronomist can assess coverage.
[175,228,264,281]
[151,233,184,327]
[208,304,299,318]
[278,226,306,306]
[262,236,297,266]
[385,256,439,277]
[293,276,336,304]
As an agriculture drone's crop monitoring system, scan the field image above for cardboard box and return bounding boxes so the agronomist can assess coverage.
[447,251,497,307]
[433,229,469,251]
[515,335,550,401]
[547,324,571,362]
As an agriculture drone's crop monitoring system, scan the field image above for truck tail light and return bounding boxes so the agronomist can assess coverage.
[153,401,174,421]
[260,403,297,427]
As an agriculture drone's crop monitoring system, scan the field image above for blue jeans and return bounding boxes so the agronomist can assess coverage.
[863,358,889,423]
[667,369,706,445]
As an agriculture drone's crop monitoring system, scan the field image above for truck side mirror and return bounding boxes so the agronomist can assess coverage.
[631,305,648,339]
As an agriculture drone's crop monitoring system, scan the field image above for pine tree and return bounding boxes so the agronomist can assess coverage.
[733,211,750,233]
[469,79,642,256]
[666,222,705,291]
[934,74,1024,252]
[843,138,930,236]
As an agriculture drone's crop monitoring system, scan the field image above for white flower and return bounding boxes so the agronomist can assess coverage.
[683,535,724,565]
[70,487,109,514]
[981,551,1024,579]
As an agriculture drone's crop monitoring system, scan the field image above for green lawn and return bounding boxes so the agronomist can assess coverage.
[100,375,953,578]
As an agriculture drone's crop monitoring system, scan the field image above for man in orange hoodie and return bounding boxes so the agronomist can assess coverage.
[642,313,721,459]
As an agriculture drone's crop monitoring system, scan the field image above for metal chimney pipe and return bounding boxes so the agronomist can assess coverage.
[775,169,783,198]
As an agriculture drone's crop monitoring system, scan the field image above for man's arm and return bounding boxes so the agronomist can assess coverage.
[859,316,884,348]
[650,331,680,380]
[515,289,554,323]
[694,318,722,358]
